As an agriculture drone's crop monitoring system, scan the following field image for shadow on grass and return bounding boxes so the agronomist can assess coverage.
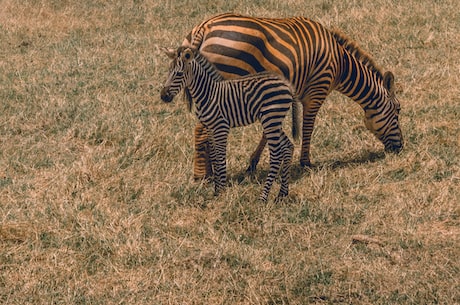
[230,150,386,184]
[313,150,386,171]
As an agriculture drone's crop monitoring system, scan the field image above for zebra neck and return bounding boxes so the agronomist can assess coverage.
[337,50,386,112]
[187,58,222,116]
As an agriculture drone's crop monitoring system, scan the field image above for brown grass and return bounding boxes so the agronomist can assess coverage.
[1,0,459,304]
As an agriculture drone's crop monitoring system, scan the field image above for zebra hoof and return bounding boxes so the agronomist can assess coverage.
[246,162,258,175]
[275,193,288,204]
[300,160,312,168]
[214,185,225,197]
[194,174,212,182]
[246,155,262,174]
[259,194,268,203]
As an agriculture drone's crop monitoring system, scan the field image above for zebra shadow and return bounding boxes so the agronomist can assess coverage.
[231,150,385,184]
[315,150,386,170]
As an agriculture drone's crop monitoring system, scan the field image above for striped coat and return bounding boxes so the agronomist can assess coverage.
[161,47,297,202]
[181,13,403,179]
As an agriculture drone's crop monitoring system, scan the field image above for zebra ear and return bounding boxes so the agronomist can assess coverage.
[383,71,395,93]
[161,47,177,59]
[182,48,194,62]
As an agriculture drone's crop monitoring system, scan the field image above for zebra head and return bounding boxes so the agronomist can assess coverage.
[160,47,194,103]
[364,71,403,154]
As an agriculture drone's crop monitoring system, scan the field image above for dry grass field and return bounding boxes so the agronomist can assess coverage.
[1,0,459,304]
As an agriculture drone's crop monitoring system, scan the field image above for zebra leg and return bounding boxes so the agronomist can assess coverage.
[193,123,213,180]
[208,126,229,196]
[246,134,267,174]
[259,140,283,203]
[275,133,294,203]
[259,130,283,203]
[300,97,326,168]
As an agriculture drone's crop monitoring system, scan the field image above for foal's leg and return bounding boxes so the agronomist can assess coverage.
[259,143,281,202]
[276,131,294,203]
[259,125,283,202]
[208,125,230,196]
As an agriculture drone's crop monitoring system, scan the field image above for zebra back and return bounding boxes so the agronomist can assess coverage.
[180,47,301,141]
[182,13,402,152]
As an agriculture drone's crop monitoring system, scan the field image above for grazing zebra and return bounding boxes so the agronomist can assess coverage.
[161,47,298,202]
[173,13,403,179]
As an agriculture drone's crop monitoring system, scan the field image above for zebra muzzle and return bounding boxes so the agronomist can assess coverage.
[384,141,403,154]
[160,87,174,103]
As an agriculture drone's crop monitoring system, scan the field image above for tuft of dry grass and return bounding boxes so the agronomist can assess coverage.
[1,0,459,304]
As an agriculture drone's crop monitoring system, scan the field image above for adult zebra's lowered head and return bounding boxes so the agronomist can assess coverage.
[363,71,403,154]
[332,30,403,154]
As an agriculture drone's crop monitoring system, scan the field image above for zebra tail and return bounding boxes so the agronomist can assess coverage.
[291,99,302,142]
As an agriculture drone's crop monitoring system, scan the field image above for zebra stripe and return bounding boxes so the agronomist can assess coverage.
[161,47,296,202]
[181,13,403,179]
[193,124,212,181]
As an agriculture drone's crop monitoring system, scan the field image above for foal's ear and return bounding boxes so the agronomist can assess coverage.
[161,47,177,59]
[181,48,194,62]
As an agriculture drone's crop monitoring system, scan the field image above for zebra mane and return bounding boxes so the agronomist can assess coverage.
[180,47,224,111]
[332,29,384,78]
[192,50,225,82]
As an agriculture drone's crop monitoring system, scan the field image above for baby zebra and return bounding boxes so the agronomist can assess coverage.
[161,47,298,202]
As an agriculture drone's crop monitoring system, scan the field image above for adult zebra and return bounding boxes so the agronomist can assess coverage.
[161,47,297,202]
[176,13,403,179]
